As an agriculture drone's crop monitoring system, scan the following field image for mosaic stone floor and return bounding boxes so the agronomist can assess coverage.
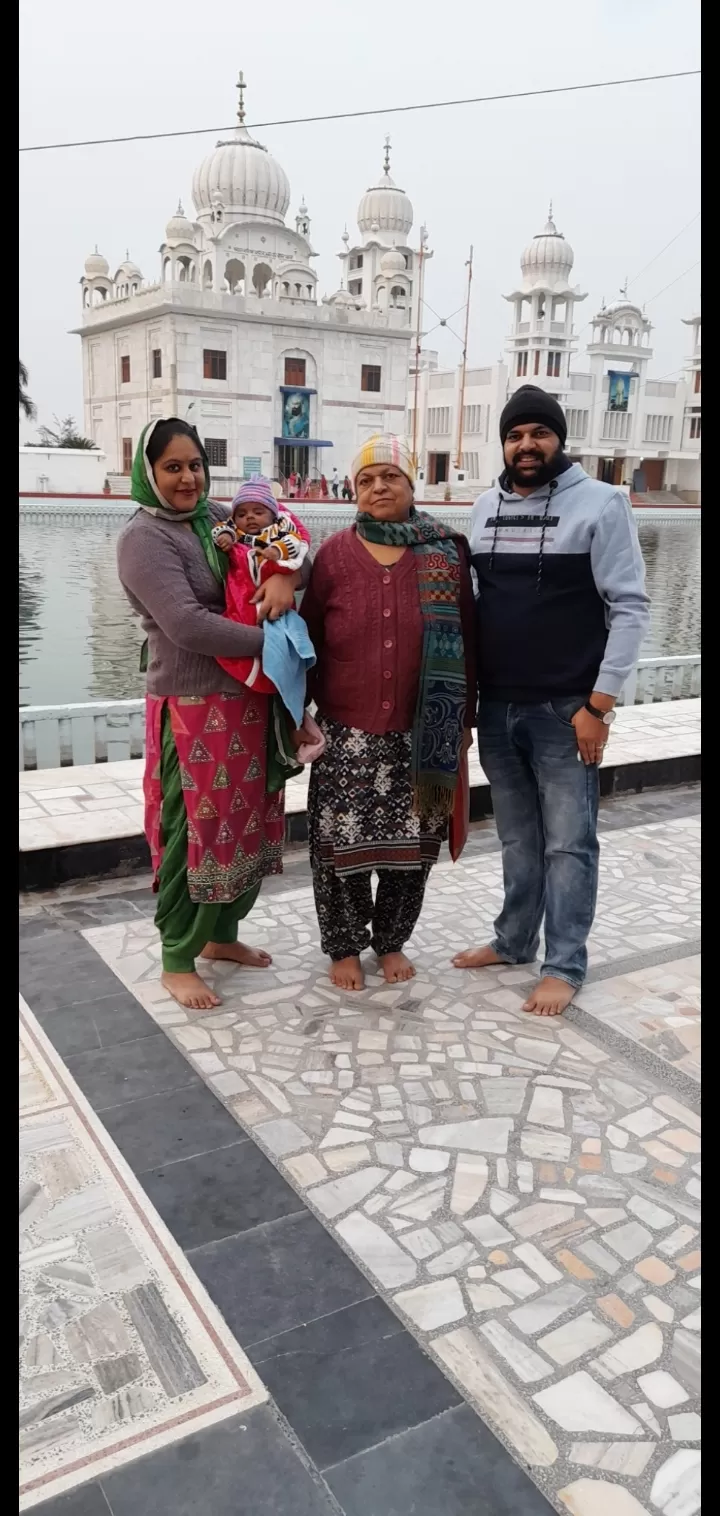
[19,1003,265,1511]
[82,817,701,1516]
[577,957,700,1085]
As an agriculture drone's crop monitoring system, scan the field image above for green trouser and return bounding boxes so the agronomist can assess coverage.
[155,706,261,973]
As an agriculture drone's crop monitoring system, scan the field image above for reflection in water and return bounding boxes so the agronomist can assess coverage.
[19,515,701,707]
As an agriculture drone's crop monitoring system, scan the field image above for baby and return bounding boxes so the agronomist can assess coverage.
[211,476,322,761]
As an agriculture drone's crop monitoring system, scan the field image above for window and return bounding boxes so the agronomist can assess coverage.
[122,437,133,473]
[203,349,227,381]
[533,350,540,375]
[644,414,673,444]
[689,416,701,439]
[427,406,451,436]
[516,351,528,377]
[694,369,701,393]
[120,354,130,384]
[547,351,561,377]
[152,348,162,379]
[205,437,228,467]
[566,409,589,441]
[462,404,482,434]
[284,357,306,387]
[349,254,364,270]
[361,364,381,393]
[348,279,363,296]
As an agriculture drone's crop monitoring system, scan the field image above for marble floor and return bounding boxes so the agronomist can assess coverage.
[19,698,701,853]
[77,808,701,1516]
[19,1003,265,1511]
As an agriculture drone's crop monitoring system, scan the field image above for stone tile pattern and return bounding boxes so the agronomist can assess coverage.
[20,698,701,852]
[19,1013,263,1511]
[578,954,700,1084]
[85,831,701,1516]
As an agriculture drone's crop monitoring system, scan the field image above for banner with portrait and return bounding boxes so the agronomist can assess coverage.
[607,371,633,413]
[282,390,310,439]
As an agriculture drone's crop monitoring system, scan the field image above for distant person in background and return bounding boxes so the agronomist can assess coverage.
[320,474,329,498]
[116,419,308,1011]
[288,470,298,499]
[331,466,340,499]
[341,475,353,501]
[453,386,650,1016]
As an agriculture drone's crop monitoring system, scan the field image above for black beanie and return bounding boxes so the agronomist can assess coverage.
[499,385,567,448]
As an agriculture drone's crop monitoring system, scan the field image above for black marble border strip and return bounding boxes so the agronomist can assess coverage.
[19,749,701,892]
[20,923,553,1516]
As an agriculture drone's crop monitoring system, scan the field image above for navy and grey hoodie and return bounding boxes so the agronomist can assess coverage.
[469,461,650,702]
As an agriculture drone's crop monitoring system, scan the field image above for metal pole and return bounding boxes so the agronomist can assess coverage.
[411,228,427,470]
[455,246,474,470]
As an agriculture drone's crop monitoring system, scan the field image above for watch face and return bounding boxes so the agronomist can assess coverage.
[603,709,617,725]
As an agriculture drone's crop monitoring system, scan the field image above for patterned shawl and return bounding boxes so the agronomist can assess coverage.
[355,507,467,815]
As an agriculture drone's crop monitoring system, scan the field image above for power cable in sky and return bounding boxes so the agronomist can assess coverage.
[19,68,700,154]
[627,212,701,290]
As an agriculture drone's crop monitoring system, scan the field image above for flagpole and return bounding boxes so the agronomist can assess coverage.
[455,245,474,471]
[411,226,428,470]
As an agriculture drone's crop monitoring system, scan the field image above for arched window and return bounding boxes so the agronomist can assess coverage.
[224,258,245,294]
[282,281,290,296]
[391,285,407,304]
[163,257,172,283]
[253,262,273,297]
[202,260,213,289]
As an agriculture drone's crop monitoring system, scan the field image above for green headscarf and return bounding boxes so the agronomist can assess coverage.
[131,420,227,586]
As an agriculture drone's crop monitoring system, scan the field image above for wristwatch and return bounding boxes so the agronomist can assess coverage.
[585,701,616,726]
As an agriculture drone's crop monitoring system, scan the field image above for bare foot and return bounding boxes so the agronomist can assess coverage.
[200,941,272,968]
[380,951,416,984]
[523,976,576,1017]
[161,970,221,1011]
[330,956,365,991]
[452,945,504,970]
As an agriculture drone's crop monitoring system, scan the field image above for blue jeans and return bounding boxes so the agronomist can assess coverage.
[478,700,600,989]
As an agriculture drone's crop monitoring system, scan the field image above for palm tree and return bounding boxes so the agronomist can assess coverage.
[19,361,36,421]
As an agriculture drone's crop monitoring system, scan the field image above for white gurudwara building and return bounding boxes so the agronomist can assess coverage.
[410,211,700,501]
[74,73,426,486]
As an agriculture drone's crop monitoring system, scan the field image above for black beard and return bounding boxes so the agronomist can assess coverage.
[505,450,563,489]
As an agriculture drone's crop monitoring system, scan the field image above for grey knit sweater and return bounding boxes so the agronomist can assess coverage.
[117,501,306,698]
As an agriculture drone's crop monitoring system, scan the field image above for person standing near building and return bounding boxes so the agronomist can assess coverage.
[453,386,650,1015]
[331,466,340,499]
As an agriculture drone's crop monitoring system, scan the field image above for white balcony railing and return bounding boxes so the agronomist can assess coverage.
[19,656,701,771]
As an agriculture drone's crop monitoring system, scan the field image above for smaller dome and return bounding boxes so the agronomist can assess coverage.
[165,201,196,245]
[116,256,143,280]
[84,247,109,278]
[380,248,406,276]
[357,140,413,239]
[602,296,643,321]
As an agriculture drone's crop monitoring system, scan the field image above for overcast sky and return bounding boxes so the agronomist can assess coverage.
[19,0,700,439]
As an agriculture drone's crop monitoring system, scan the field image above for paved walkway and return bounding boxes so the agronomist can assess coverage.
[19,699,701,852]
[19,786,700,1516]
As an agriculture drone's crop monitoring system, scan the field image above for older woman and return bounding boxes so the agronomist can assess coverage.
[117,418,305,1011]
[301,435,476,990]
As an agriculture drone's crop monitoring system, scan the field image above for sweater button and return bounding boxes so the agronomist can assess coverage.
[383,608,391,618]
[384,638,393,649]
[383,670,392,680]
[382,574,391,585]
[382,700,391,710]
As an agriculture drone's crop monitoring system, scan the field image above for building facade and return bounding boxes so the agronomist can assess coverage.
[411,212,700,501]
[73,77,426,487]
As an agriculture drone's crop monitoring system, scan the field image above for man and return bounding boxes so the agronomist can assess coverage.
[454,385,650,1015]
[331,466,340,499]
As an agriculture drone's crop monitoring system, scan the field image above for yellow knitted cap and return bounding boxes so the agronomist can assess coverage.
[351,434,416,489]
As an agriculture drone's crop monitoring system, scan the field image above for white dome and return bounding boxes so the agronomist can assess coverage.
[358,145,413,239]
[165,201,196,245]
[116,257,143,280]
[192,123,290,225]
[84,248,109,277]
[602,297,643,321]
[521,213,574,282]
[380,248,407,275]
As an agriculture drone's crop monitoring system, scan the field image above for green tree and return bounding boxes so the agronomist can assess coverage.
[30,415,97,449]
[19,360,36,420]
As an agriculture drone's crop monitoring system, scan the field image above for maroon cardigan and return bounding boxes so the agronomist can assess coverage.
[300,525,477,735]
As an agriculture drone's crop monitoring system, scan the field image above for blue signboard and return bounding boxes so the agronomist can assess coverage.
[607,371,635,413]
